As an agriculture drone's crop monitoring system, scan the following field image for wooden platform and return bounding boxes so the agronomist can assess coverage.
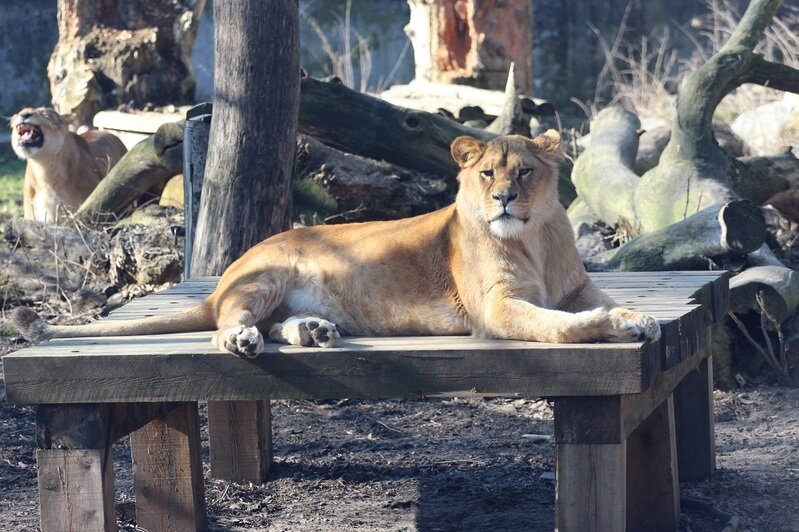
[2,271,728,532]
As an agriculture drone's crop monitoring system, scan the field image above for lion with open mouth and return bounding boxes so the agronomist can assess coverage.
[10,107,127,223]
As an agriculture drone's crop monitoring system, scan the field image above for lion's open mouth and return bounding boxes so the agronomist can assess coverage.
[16,124,44,148]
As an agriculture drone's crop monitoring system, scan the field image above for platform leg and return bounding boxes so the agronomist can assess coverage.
[208,400,272,482]
[36,405,117,532]
[130,402,206,531]
[674,354,716,481]
[626,395,680,532]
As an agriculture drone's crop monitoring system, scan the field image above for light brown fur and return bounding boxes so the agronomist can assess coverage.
[10,107,127,223]
[13,131,660,356]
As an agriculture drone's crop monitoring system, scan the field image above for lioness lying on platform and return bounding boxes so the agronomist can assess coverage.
[13,131,660,356]
[10,107,127,223]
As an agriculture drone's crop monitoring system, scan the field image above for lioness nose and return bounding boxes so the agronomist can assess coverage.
[492,192,518,206]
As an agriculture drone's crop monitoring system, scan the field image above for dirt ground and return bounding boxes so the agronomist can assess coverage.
[1,335,798,532]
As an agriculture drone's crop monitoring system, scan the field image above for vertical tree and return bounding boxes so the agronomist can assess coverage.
[189,0,300,482]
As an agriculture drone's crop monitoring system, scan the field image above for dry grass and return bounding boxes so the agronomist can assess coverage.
[586,0,799,124]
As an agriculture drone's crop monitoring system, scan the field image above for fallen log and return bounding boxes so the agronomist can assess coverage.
[729,266,799,323]
[77,121,184,221]
[571,107,641,232]
[601,200,765,271]
[293,135,450,222]
[299,76,493,177]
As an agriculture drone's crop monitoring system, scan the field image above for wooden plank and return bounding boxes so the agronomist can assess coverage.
[674,353,716,481]
[38,449,116,532]
[208,400,272,483]
[626,396,680,532]
[130,403,206,532]
[556,442,626,532]
[5,341,657,404]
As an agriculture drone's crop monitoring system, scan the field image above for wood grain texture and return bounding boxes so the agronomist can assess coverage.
[626,396,680,532]
[37,448,116,532]
[556,442,626,532]
[674,353,716,481]
[130,403,206,532]
[208,400,272,483]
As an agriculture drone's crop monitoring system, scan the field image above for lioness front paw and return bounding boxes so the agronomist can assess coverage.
[269,316,340,348]
[213,325,264,358]
[607,307,661,342]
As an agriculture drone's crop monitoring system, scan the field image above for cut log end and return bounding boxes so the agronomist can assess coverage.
[719,200,766,254]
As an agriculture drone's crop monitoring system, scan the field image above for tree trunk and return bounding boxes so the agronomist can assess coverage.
[77,122,184,221]
[48,0,205,126]
[190,0,299,276]
[634,0,799,233]
[405,0,533,92]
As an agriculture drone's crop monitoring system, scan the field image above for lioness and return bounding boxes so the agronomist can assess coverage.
[10,107,127,222]
[13,131,660,355]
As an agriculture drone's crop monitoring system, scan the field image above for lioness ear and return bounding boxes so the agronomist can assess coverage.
[528,129,562,155]
[451,136,485,168]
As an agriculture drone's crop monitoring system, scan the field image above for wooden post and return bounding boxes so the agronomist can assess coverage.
[182,104,212,280]
[674,354,716,481]
[208,400,272,482]
[130,402,206,532]
[36,404,117,532]
[625,396,680,532]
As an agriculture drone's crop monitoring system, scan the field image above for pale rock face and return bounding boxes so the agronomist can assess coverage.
[731,92,799,156]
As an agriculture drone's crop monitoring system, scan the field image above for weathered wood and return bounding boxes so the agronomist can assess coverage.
[6,339,658,404]
[572,107,641,231]
[77,121,184,221]
[36,403,117,532]
[556,442,626,532]
[183,109,211,279]
[626,396,680,532]
[299,76,493,177]
[484,63,528,136]
[729,265,799,323]
[37,449,116,532]
[130,403,206,532]
[294,135,449,222]
[601,200,765,271]
[208,400,272,482]
[674,355,716,481]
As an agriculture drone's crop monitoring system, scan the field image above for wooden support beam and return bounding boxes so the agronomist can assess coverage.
[130,402,206,532]
[626,396,680,532]
[556,442,626,532]
[36,404,118,532]
[674,354,716,481]
[208,400,272,483]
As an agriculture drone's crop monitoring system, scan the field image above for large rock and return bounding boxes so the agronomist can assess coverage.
[731,93,799,156]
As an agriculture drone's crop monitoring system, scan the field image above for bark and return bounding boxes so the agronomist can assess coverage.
[190,0,299,276]
[485,63,528,136]
[77,121,184,221]
[299,76,493,177]
[404,0,533,92]
[571,107,641,232]
[600,200,765,271]
[737,150,799,206]
[729,266,799,323]
[48,0,205,126]
[294,136,450,223]
[634,0,799,233]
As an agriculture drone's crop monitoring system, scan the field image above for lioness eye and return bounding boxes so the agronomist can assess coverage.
[518,168,532,179]
[480,169,494,180]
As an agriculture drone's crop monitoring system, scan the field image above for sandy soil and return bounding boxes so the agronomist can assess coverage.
[1,335,798,532]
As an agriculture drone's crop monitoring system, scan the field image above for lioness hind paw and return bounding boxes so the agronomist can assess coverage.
[213,325,264,358]
[270,316,340,348]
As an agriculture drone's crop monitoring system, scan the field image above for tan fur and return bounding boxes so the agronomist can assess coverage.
[13,131,660,356]
[10,107,127,223]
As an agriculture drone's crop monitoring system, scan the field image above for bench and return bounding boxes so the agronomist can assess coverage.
[2,271,728,531]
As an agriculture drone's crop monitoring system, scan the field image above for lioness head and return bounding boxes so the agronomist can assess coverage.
[451,130,562,239]
[10,107,70,160]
